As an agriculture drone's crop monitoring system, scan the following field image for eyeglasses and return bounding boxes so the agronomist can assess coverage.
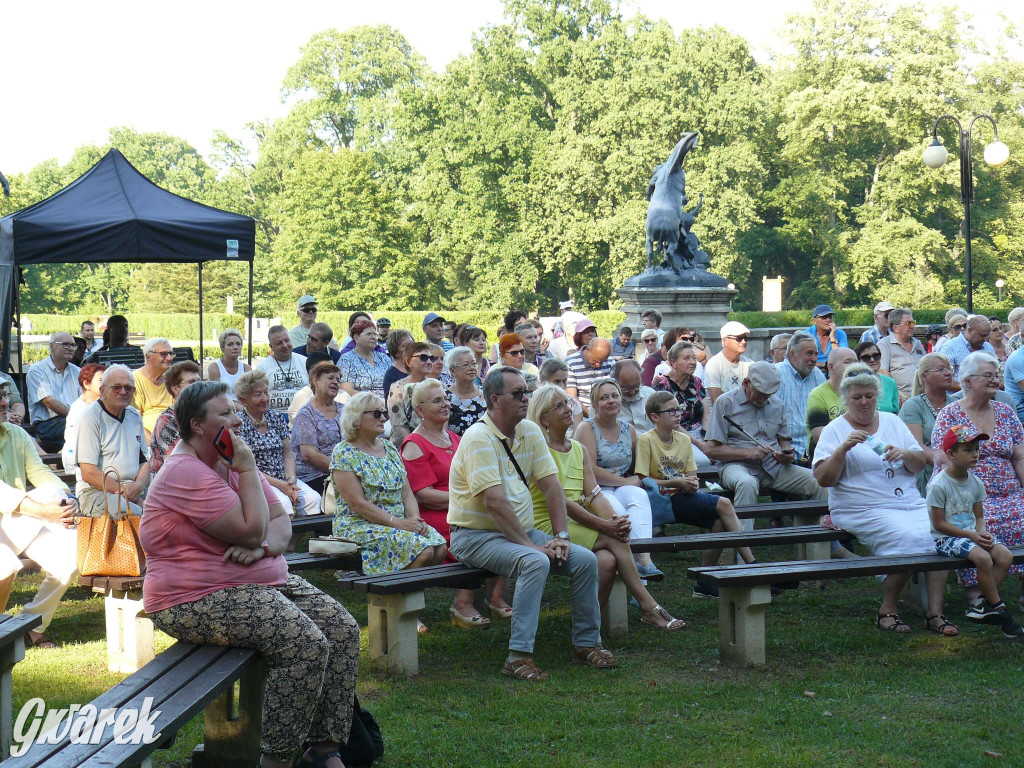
[904,320,916,328]
[451,362,477,370]
[506,349,526,357]
[414,354,441,363]
[657,407,681,416]
[105,384,136,393]
[859,352,881,362]
[927,366,952,375]
[52,342,76,349]
[726,334,749,342]
[154,351,173,358]
[968,373,1000,382]
[507,389,531,401]
[363,409,388,420]
[951,324,966,332]
[299,307,318,314]
[643,338,658,344]
[546,401,570,414]
[426,396,447,406]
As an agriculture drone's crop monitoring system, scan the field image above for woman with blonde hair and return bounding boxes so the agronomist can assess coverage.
[527,384,685,631]
[207,328,250,388]
[898,352,956,496]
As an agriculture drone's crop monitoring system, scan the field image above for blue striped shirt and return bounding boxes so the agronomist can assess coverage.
[774,359,824,459]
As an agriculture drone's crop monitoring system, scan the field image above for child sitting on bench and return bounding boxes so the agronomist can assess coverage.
[929,425,1024,640]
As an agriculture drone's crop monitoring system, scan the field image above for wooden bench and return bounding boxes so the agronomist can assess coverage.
[0,613,43,759]
[79,551,361,674]
[687,547,1024,667]
[289,514,333,535]
[338,563,494,676]
[6,641,263,768]
[94,347,145,369]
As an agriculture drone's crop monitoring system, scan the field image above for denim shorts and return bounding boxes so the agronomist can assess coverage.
[935,535,978,559]
[670,490,721,530]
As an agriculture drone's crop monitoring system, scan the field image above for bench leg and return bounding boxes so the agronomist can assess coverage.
[105,589,155,673]
[0,638,28,759]
[719,585,772,667]
[193,661,265,768]
[601,575,630,638]
[368,591,425,676]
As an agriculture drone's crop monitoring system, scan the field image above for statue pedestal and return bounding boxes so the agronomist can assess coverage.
[617,282,737,353]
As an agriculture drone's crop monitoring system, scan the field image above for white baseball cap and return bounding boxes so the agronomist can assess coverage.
[720,321,750,339]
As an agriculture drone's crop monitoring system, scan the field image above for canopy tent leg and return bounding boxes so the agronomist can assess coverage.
[14,269,23,402]
[198,262,204,372]
[247,260,254,365]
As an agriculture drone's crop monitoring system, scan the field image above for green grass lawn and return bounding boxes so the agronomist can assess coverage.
[11,545,1024,768]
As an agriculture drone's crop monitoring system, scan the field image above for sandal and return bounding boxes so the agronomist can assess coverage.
[488,600,513,619]
[876,612,911,634]
[501,657,550,681]
[297,749,342,768]
[27,631,56,649]
[450,606,490,629]
[925,614,959,636]
[640,604,686,631]
[571,645,619,669]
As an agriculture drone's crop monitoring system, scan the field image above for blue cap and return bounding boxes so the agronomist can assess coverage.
[813,304,835,317]
[423,312,446,327]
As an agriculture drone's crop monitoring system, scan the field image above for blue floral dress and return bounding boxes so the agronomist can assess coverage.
[330,439,445,575]
[338,350,392,398]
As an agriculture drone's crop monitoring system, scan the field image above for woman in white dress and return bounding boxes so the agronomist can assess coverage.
[208,329,251,389]
[814,363,956,636]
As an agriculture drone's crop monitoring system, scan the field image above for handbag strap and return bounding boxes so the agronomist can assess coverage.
[498,437,529,488]
[102,466,127,519]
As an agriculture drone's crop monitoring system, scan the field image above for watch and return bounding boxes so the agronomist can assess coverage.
[261,540,271,557]
[555,531,570,541]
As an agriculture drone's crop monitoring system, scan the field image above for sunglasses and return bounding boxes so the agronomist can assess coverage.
[506,349,526,357]
[904,320,916,328]
[859,352,881,362]
[951,323,966,331]
[817,314,835,320]
[106,384,136,393]
[413,354,441,363]
[678,335,695,341]
[507,389,531,401]
[299,307,318,314]
[154,351,174,358]
[363,409,388,420]
[726,334,749,342]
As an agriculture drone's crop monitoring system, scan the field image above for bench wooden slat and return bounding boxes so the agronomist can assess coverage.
[290,515,333,533]
[689,547,1024,586]
[76,647,258,768]
[631,525,852,553]
[285,552,362,572]
[339,563,493,594]
[5,642,205,767]
[733,499,829,519]
[0,613,42,648]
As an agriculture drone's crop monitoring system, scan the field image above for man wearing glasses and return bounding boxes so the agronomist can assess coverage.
[448,367,612,680]
[705,321,753,405]
[805,304,848,369]
[294,322,341,363]
[75,364,151,519]
[859,301,895,344]
[879,307,928,401]
[288,295,318,347]
[705,362,827,523]
[133,338,176,438]
[942,314,996,385]
[26,332,82,450]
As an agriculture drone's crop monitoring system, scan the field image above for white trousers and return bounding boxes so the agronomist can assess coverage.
[269,478,323,517]
[600,484,653,540]
[0,486,78,632]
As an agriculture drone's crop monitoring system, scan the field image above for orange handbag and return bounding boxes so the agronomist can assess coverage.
[76,467,146,577]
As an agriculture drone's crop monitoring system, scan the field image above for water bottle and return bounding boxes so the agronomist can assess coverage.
[62,443,76,471]
[864,433,903,471]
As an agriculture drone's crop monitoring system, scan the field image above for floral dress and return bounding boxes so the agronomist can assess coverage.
[446,389,487,436]
[931,400,1024,585]
[651,374,706,431]
[330,440,445,575]
[149,408,179,474]
[237,409,290,481]
[338,350,392,398]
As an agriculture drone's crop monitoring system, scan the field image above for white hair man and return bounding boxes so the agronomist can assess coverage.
[26,332,82,448]
[1005,307,1024,355]
[134,337,175,438]
[774,332,825,462]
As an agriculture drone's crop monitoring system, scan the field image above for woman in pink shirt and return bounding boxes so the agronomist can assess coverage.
[141,381,357,768]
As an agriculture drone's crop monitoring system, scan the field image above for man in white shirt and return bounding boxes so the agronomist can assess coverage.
[257,326,309,413]
[704,321,752,405]
[611,359,655,434]
[288,295,318,347]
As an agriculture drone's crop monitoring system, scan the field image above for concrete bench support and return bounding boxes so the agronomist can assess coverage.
[367,590,425,676]
[193,661,266,768]
[792,512,828,561]
[602,575,630,638]
[719,585,772,667]
[105,587,155,673]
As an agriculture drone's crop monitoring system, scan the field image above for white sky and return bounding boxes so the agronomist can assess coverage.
[1,0,1020,175]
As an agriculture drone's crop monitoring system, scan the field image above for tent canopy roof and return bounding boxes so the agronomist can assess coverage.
[0,148,254,265]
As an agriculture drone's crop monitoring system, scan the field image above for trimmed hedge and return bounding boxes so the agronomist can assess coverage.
[23,313,247,340]
[730,308,1010,329]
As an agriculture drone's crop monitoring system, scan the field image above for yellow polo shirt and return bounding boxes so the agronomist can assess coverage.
[447,414,558,531]
[133,370,174,435]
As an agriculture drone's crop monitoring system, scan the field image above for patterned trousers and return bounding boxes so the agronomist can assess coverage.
[150,574,359,761]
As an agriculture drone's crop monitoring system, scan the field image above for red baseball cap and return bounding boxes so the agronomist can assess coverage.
[940,424,989,452]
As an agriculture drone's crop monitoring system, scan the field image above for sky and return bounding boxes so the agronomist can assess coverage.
[1,0,1020,176]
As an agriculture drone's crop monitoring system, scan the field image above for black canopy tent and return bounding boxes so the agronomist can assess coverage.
[0,148,256,382]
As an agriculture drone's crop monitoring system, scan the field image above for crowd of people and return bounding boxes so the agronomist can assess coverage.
[6,297,1024,764]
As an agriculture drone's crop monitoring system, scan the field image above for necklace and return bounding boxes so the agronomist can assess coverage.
[416,425,451,449]
[245,409,267,428]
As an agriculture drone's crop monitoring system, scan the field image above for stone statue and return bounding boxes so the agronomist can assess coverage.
[628,132,727,288]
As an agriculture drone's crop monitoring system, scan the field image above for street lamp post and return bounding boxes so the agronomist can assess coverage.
[922,114,1010,314]
[996,278,1005,304]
